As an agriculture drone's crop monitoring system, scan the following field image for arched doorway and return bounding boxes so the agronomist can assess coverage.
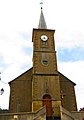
[43,94,53,119]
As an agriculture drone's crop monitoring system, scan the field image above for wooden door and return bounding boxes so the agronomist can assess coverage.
[43,94,53,117]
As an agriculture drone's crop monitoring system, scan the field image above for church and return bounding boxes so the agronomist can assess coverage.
[8,8,77,120]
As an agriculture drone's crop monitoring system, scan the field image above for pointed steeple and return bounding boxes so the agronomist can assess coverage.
[38,8,47,29]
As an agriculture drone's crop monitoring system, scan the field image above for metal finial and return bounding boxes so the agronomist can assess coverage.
[40,1,43,9]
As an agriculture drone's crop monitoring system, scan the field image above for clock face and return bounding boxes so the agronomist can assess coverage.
[41,35,48,41]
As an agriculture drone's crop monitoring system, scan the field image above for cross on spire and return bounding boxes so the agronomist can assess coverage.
[40,1,43,9]
[38,1,47,29]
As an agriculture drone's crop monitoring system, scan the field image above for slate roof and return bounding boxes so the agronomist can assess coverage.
[38,8,47,29]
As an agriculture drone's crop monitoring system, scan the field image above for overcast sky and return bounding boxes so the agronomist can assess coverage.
[0,0,84,110]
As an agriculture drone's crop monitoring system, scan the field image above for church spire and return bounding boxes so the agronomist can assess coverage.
[38,3,47,29]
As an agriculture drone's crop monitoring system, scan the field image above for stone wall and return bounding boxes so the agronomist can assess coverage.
[59,72,77,111]
[72,111,84,120]
[60,106,74,120]
[0,106,46,120]
[60,106,84,120]
[9,68,32,113]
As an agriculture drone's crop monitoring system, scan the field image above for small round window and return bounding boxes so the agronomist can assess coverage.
[42,59,49,66]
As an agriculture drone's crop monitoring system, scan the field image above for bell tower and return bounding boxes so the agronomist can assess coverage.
[32,7,61,118]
